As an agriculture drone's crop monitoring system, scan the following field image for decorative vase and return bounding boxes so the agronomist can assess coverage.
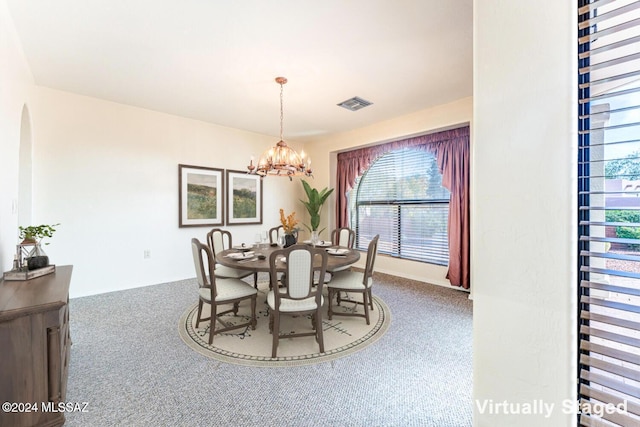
[27,243,49,270]
[284,233,297,248]
[311,230,319,246]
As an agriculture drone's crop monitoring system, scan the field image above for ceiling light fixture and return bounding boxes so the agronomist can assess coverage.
[247,77,312,180]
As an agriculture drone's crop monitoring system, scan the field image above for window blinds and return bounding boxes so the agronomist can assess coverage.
[578,1,640,425]
[351,148,449,265]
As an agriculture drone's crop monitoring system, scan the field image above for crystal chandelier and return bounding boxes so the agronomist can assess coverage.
[247,77,312,180]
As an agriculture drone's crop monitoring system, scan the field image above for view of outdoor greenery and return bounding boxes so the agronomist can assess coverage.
[604,151,640,246]
[605,150,640,180]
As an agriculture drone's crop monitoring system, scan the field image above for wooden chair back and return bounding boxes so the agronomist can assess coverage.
[206,228,232,259]
[362,235,380,285]
[269,225,284,244]
[269,244,327,304]
[191,238,215,299]
[331,227,355,248]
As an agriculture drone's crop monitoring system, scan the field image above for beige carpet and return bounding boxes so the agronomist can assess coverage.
[179,284,390,367]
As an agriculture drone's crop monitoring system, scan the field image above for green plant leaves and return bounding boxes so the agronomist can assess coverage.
[18,223,60,243]
[300,180,334,231]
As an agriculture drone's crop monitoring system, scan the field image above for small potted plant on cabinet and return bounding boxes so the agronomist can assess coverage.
[18,223,59,270]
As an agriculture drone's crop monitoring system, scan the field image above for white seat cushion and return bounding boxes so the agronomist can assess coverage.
[326,271,372,291]
[267,291,323,312]
[215,264,252,279]
[327,265,351,273]
[199,278,257,303]
[313,270,333,285]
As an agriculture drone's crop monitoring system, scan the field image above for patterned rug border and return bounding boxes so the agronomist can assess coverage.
[178,294,391,367]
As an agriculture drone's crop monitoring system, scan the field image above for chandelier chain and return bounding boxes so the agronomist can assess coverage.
[279,81,284,141]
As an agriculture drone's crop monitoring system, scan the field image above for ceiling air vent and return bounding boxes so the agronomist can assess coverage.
[337,96,373,111]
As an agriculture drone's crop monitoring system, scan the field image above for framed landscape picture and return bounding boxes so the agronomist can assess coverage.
[226,170,262,225]
[179,164,224,227]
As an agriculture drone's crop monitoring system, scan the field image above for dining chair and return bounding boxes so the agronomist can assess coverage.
[267,244,328,358]
[331,227,355,248]
[327,234,379,325]
[268,224,286,287]
[207,228,258,288]
[191,238,257,344]
[269,225,284,244]
[328,227,356,274]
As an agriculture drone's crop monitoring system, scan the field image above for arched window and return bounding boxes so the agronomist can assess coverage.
[349,148,450,265]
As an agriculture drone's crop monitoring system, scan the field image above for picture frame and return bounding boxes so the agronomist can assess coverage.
[178,164,224,227]
[226,170,263,225]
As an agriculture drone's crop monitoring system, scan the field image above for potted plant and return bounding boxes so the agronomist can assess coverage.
[300,180,334,242]
[18,223,59,270]
[279,209,299,247]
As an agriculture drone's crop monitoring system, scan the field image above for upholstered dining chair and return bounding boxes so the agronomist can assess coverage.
[269,225,284,244]
[327,234,379,325]
[331,227,356,248]
[267,244,328,358]
[191,238,257,344]
[327,227,356,274]
[207,228,258,288]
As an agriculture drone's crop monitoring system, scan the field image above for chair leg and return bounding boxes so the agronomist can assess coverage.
[250,295,257,330]
[269,311,274,333]
[368,289,374,310]
[363,291,370,325]
[271,312,280,358]
[196,299,204,328]
[209,304,217,345]
[316,308,325,353]
[232,301,239,315]
[253,272,258,289]
[327,288,334,320]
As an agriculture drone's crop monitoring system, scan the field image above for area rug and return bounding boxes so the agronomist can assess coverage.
[178,284,390,367]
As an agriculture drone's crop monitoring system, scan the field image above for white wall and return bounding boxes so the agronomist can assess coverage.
[473,1,576,426]
[28,87,301,297]
[306,97,472,287]
[0,0,33,272]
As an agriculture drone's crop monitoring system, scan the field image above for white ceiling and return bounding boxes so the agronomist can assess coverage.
[7,0,472,142]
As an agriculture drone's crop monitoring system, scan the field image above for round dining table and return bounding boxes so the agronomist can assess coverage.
[216,243,360,273]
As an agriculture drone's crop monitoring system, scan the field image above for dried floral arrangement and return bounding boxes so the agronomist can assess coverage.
[279,209,298,234]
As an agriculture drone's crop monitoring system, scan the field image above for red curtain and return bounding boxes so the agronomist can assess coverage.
[336,126,470,289]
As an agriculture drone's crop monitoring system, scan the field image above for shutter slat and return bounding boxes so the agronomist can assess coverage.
[579,415,620,426]
[581,340,640,366]
[580,384,640,417]
[581,280,640,297]
[581,295,640,315]
[581,369,640,400]
[581,311,640,331]
[580,354,640,382]
[580,266,640,280]
[579,398,640,426]
[580,324,640,348]
[578,1,640,30]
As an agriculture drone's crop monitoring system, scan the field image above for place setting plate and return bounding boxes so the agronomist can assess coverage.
[326,248,349,256]
[226,251,255,260]
[232,244,254,252]
[302,240,333,247]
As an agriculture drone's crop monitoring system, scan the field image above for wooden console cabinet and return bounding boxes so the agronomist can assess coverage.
[0,265,72,427]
